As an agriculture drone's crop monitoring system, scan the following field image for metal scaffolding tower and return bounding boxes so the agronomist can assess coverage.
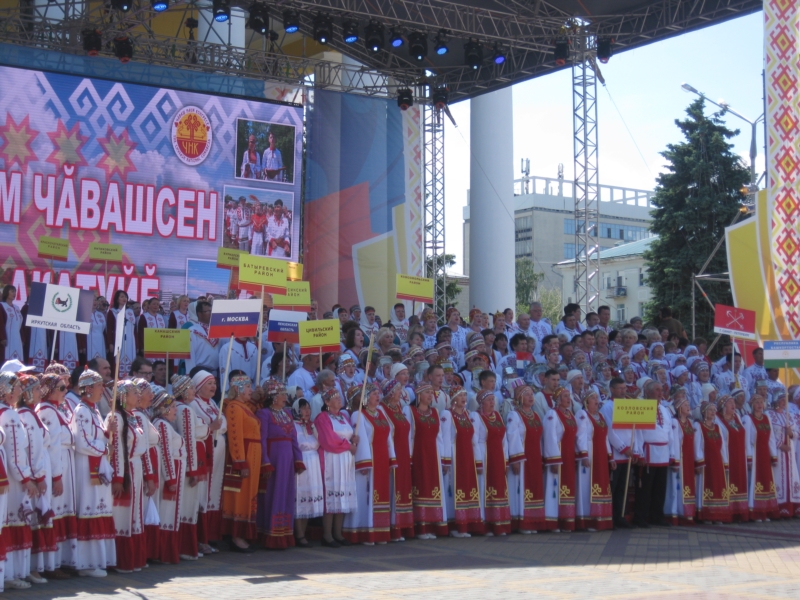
[572,32,601,315]
[423,104,447,321]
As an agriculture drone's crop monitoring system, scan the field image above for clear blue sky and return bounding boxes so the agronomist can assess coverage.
[444,11,765,273]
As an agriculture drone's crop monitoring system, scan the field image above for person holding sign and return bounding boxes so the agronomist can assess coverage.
[694,402,732,524]
[136,298,166,355]
[575,390,615,532]
[0,285,24,363]
[742,395,780,521]
[665,388,697,526]
[634,380,673,528]
[543,386,579,532]
[184,301,221,379]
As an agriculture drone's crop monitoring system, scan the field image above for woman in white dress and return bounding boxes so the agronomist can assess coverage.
[86,297,107,362]
[0,285,24,362]
[543,386,580,532]
[293,398,323,547]
[314,388,358,548]
[106,290,136,377]
[768,391,800,519]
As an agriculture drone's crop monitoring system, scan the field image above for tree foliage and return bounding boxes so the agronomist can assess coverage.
[643,98,749,340]
[515,258,544,309]
[426,253,461,319]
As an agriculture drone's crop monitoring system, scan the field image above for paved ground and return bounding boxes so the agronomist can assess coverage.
[12,519,800,599]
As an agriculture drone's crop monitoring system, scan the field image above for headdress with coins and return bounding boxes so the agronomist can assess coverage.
[0,372,18,398]
[263,379,287,402]
[78,367,103,396]
[38,373,62,400]
[44,363,70,378]
[476,389,496,407]
[171,375,192,401]
[150,390,175,419]
[18,373,41,404]
[227,374,253,400]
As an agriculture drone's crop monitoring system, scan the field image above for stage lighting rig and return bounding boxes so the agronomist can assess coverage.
[409,32,427,62]
[554,36,569,66]
[434,30,449,55]
[114,36,133,63]
[82,29,102,56]
[110,0,130,12]
[432,87,448,110]
[390,29,404,48]
[596,37,614,63]
[464,39,482,69]
[397,88,413,111]
[151,0,168,12]
[365,21,384,53]
[282,9,299,33]
[314,14,332,44]
[493,45,506,65]
[213,0,230,23]
[247,4,269,35]
[342,18,359,44]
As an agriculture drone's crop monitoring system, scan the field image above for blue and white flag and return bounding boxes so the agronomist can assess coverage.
[25,282,94,334]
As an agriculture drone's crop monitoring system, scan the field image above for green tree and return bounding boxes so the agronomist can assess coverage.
[643,98,749,340]
[426,253,461,319]
[515,258,544,313]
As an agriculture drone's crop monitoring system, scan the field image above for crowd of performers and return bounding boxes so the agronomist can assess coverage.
[0,289,798,589]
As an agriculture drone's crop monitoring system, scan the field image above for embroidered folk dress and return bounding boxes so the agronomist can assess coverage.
[344,408,397,544]
[314,410,357,514]
[742,413,779,520]
[0,302,24,362]
[665,417,697,525]
[767,409,800,518]
[152,416,185,564]
[440,408,482,534]
[471,410,512,535]
[174,399,207,558]
[543,407,578,531]
[506,408,550,532]
[405,405,448,536]
[575,410,614,531]
[191,396,227,543]
[717,413,750,522]
[694,421,731,523]
[293,420,324,519]
[222,399,261,542]
[380,402,415,540]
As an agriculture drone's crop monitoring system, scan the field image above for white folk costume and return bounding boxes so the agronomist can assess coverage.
[293,419,324,519]
[191,394,227,543]
[0,301,24,362]
[470,409,512,535]
[287,366,317,399]
[575,409,614,531]
[87,310,107,361]
[236,204,252,252]
[36,396,78,568]
[184,322,220,376]
[218,339,258,388]
[543,406,579,531]
[527,319,553,356]
[266,214,290,257]
[767,408,800,518]
[314,409,358,514]
[0,424,8,589]
[153,415,185,564]
[137,312,166,353]
[132,406,161,561]
[59,332,80,371]
[174,393,206,558]
[107,307,136,377]
[390,306,409,343]
[25,315,48,372]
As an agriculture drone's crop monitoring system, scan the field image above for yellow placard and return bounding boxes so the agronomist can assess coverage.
[287,261,303,281]
[272,281,311,310]
[143,328,191,359]
[237,254,288,295]
[611,399,659,430]
[89,242,123,263]
[217,247,246,269]
[298,319,340,354]
[37,236,69,261]
[396,274,434,303]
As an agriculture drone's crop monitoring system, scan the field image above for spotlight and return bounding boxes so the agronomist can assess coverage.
[434,29,448,55]
[596,37,613,63]
[464,39,482,69]
[390,28,403,48]
[113,35,133,63]
[397,88,413,111]
[342,18,359,44]
[82,29,102,56]
[493,45,506,65]
[213,0,230,23]
[364,21,384,53]
[283,9,299,34]
[247,3,268,35]
[110,0,130,12]
[432,87,448,110]
[554,36,569,66]
[408,32,427,62]
[151,0,168,12]
[314,14,332,44]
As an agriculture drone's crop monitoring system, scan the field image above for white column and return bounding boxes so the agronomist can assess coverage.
[469,87,515,314]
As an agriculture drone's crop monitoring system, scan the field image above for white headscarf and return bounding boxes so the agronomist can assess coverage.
[390,305,409,330]
[187,301,199,324]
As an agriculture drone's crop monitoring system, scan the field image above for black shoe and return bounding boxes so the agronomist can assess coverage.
[229,543,256,554]
[333,537,352,547]
[321,538,341,548]
[295,537,311,548]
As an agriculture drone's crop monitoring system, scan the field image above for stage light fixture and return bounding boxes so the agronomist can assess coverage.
[213,0,230,23]
[464,39,482,69]
[596,37,613,63]
[82,29,102,56]
[247,3,268,35]
[151,0,168,12]
[364,21,384,53]
[408,32,427,62]
[397,88,414,111]
[390,29,403,48]
[342,18,359,44]
[432,87,448,110]
[434,30,448,55]
[314,14,332,44]
[113,35,133,63]
[110,0,130,12]
[283,9,299,33]
[554,36,569,66]
[493,45,506,65]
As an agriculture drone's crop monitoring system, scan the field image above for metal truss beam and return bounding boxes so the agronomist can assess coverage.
[423,104,447,321]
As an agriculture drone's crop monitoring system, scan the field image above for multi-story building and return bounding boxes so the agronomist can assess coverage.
[462,173,655,291]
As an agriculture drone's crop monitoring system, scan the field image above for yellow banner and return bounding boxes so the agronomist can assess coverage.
[272,281,311,310]
[396,274,434,303]
[287,261,303,281]
[217,247,246,269]
[37,236,69,261]
[299,319,340,354]
[238,254,288,295]
[611,399,659,429]
[143,328,191,359]
[88,242,123,263]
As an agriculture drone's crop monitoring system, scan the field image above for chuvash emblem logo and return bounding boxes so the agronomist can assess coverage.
[172,106,213,166]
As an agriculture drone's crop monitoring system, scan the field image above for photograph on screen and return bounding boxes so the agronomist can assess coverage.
[222,185,295,259]
[185,259,232,300]
[235,118,296,184]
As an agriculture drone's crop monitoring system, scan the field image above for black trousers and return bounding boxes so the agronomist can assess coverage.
[609,460,631,522]
[634,465,668,524]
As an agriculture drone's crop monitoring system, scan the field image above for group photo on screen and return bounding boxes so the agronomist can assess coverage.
[235,118,296,184]
[222,185,295,259]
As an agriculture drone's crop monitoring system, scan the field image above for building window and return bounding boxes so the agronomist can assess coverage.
[515,239,532,257]
[639,268,645,286]
[616,303,626,324]
[516,215,532,232]
[638,303,645,319]
[564,218,575,235]
[563,243,576,259]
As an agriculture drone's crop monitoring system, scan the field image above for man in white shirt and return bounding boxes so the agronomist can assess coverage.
[184,300,221,377]
[266,199,291,257]
[596,305,615,334]
[218,337,258,390]
[634,380,673,528]
[744,347,767,395]
[287,354,319,399]
[527,302,553,357]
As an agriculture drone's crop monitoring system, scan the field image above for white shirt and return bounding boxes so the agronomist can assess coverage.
[287,366,317,398]
[185,322,221,375]
[218,339,258,389]
[266,215,290,241]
